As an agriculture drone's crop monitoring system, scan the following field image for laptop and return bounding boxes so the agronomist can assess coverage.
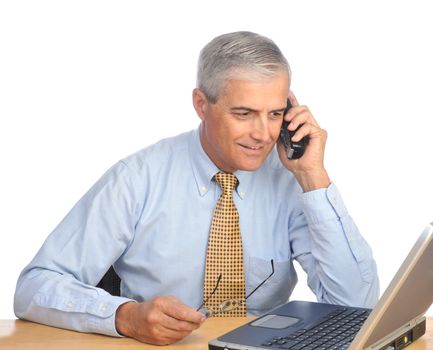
[209,222,433,350]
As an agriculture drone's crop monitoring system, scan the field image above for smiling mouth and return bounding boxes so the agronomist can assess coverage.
[239,144,265,152]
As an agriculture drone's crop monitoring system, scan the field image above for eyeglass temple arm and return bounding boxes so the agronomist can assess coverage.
[197,273,222,311]
[197,259,274,311]
[245,259,275,300]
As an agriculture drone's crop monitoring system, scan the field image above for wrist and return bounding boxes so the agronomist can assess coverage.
[294,169,331,192]
[115,301,136,337]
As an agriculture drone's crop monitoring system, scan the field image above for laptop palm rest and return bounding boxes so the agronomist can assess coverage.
[250,315,300,329]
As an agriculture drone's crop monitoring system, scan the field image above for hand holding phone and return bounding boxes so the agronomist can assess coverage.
[280,100,308,159]
[278,94,330,191]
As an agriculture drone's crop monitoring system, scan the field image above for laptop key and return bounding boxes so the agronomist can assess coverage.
[278,339,298,348]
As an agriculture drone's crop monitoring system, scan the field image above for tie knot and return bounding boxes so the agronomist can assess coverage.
[214,173,238,195]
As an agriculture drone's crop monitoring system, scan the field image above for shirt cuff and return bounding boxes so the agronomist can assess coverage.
[86,296,136,337]
[299,183,348,224]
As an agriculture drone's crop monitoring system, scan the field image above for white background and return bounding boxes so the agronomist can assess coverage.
[1,1,432,319]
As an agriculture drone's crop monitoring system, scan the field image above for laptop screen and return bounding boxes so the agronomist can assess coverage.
[356,223,433,348]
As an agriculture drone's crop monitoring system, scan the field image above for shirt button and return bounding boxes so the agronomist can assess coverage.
[66,302,74,308]
[200,186,206,193]
[100,304,107,312]
[240,191,245,198]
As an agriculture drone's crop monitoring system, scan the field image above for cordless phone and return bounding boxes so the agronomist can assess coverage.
[279,100,308,159]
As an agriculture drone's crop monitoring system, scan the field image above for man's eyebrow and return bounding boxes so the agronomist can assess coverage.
[230,106,286,113]
[271,107,287,113]
[230,106,258,112]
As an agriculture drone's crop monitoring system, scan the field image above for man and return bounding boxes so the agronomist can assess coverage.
[14,31,379,345]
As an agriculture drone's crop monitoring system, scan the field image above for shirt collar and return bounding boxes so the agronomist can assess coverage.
[188,124,253,200]
[232,169,250,200]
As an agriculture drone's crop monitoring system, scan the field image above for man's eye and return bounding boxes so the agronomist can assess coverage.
[270,112,283,119]
[234,112,250,118]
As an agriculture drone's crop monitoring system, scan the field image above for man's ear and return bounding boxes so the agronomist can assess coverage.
[192,88,209,121]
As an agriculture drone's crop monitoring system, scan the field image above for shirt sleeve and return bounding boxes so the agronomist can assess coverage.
[14,161,142,336]
[290,183,380,308]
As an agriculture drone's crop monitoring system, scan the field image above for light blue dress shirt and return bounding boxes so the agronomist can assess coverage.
[14,126,379,337]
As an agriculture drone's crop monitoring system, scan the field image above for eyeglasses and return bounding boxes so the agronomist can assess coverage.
[197,259,274,318]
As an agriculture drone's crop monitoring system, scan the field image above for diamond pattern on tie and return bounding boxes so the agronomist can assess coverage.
[203,172,246,317]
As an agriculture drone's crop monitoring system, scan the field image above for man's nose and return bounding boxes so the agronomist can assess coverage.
[250,116,272,142]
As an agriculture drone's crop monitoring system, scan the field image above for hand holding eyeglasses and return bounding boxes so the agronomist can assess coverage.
[115,296,206,345]
[114,260,275,344]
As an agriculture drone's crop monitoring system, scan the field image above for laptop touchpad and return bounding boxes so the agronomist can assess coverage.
[250,315,300,329]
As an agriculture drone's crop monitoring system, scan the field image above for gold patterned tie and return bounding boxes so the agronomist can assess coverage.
[203,172,246,317]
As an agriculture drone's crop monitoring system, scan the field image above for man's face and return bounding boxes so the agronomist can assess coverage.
[196,71,289,173]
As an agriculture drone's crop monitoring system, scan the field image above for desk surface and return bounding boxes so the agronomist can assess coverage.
[1,318,433,349]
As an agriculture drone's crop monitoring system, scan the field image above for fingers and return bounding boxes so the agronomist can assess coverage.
[164,296,205,324]
[142,323,192,346]
[285,105,319,128]
[117,296,205,346]
[147,323,195,345]
[156,296,205,332]
[286,90,319,127]
[284,105,321,143]
[291,122,327,143]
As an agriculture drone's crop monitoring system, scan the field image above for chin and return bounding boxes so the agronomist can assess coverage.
[237,160,266,172]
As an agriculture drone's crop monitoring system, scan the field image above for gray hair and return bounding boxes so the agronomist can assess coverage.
[197,31,291,103]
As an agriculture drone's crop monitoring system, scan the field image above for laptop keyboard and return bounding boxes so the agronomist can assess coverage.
[261,307,371,349]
